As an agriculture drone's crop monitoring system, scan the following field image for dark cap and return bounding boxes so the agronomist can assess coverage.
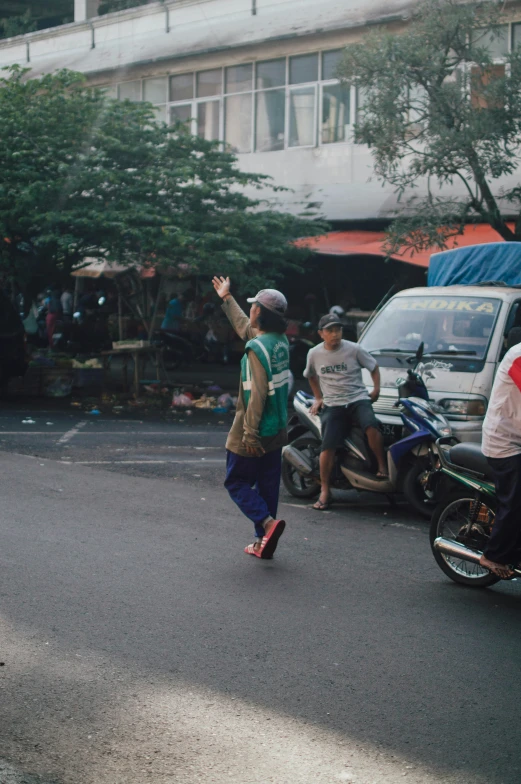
[318,313,343,330]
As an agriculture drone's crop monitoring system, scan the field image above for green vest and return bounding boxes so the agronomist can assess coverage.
[241,332,290,437]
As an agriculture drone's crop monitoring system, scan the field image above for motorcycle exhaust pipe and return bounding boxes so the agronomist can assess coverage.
[283,445,313,476]
[434,537,521,576]
[433,537,482,564]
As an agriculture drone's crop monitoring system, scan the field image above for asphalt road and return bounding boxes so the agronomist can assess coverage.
[1,405,521,784]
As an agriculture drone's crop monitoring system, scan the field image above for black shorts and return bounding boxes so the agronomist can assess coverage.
[320,399,380,452]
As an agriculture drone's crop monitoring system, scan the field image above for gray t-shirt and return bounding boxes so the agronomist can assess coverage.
[304,340,377,407]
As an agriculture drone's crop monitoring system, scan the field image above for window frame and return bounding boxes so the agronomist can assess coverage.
[105,45,360,152]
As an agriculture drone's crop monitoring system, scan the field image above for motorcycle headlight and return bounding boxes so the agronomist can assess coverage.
[439,398,487,417]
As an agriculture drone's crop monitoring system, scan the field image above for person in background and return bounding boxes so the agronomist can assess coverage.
[212,275,290,560]
[161,292,184,332]
[61,287,73,320]
[46,289,63,347]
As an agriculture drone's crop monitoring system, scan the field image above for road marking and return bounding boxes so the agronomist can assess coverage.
[0,432,54,435]
[74,459,226,465]
[388,522,422,531]
[57,422,87,444]
[0,431,224,437]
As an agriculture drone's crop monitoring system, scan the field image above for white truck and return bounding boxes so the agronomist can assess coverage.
[358,244,521,443]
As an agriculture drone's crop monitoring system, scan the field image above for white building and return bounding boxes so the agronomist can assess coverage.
[1,0,521,224]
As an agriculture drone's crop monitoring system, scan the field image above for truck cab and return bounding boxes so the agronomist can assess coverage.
[358,284,521,443]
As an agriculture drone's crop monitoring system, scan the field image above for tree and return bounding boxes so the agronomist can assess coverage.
[338,0,521,254]
[0,10,37,40]
[0,66,324,296]
[98,1,151,16]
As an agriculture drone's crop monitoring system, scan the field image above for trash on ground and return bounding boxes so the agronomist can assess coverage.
[22,418,36,424]
[45,377,73,398]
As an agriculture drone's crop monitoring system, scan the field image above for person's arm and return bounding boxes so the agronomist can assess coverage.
[356,345,379,402]
[243,351,268,456]
[308,376,324,415]
[369,365,381,403]
[212,276,257,341]
[303,348,323,414]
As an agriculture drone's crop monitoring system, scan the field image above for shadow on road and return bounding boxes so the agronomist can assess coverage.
[1,453,521,783]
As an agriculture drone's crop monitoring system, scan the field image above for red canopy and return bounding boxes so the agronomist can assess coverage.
[297,224,514,268]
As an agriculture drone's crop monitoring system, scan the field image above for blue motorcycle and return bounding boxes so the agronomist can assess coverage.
[282,345,453,517]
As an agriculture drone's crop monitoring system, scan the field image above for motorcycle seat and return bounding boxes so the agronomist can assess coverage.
[449,442,495,480]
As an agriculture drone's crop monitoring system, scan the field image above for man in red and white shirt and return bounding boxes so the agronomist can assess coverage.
[481,343,521,577]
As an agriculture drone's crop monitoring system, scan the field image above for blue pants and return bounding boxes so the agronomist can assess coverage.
[224,448,282,538]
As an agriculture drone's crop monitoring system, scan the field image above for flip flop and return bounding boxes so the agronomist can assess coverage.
[312,498,331,511]
[244,543,263,558]
[259,519,286,559]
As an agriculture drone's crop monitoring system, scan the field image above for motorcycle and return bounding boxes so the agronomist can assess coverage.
[430,438,519,587]
[282,344,452,517]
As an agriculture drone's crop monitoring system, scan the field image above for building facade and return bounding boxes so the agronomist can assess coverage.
[1,0,521,223]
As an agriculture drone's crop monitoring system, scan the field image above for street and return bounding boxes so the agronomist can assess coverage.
[1,405,521,784]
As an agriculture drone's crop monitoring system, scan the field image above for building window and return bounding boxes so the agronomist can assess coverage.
[143,77,167,104]
[225,93,252,153]
[256,58,286,90]
[289,86,316,147]
[152,105,167,123]
[255,89,285,151]
[471,25,509,59]
[170,103,192,128]
[102,85,118,99]
[289,53,318,85]
[107,46,358,151]
[225,64,253,94]
[170,73,194,102]
[197,69,222,98]
[322,49,344,81]
[513,23,521,49]
[321,83,350,143]
[355,86,368,124]
[118,80,142,101]
[197,100,221,141]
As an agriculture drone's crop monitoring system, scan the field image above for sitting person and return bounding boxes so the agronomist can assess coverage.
[480,342,521,578]
[304,313,386,511]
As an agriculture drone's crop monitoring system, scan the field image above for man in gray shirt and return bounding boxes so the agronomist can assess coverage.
[304,313,386,510]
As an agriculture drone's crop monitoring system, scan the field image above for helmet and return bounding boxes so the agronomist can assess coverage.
[329,305,345,319]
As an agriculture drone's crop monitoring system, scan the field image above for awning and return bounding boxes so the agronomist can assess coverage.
[297,224,515,268]
[71,258,156,279]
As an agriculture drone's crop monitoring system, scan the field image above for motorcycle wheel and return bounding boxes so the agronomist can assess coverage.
[402,457,436,519]
[282,436,321,499]
[429,490,500,587]
[163,347,185,369]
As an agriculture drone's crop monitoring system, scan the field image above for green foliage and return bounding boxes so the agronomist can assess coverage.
[0,10,37,40]
[98,0,150,15]
[0,66,325,294]
[338,0,521,253]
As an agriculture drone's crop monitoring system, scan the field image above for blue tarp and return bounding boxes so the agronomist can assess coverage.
[428,242,521,287]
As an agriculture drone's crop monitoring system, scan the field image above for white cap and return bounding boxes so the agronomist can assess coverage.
[247,289,287,315]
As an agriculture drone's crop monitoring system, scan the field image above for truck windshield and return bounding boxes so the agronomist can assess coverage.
[360,295,501,361]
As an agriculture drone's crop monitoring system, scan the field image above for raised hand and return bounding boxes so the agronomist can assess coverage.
[212,276,231,300]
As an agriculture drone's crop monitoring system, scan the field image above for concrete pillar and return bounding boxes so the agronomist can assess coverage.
[74,0,100,22]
